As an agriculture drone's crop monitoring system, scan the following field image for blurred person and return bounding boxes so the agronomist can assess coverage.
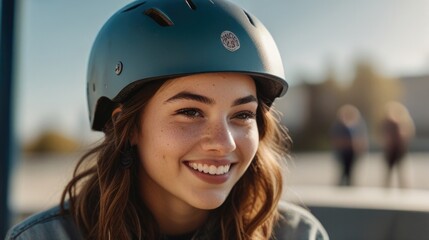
[380,101,415,188]
[331,104,368,186]
[6,0,328,239]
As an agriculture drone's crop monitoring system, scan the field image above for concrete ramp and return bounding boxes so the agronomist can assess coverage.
[285,186,429,240]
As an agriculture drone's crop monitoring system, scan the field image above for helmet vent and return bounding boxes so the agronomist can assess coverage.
[121,1,146,13]
[185,0,197,10]
[243,11,255,27]
[144,8,174,27]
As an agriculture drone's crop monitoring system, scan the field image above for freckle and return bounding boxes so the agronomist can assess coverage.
[163,155,166,160]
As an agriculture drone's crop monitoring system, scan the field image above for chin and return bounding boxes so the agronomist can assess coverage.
[190,192,229,210]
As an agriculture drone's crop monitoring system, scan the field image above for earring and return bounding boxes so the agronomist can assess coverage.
[121,143,137,169]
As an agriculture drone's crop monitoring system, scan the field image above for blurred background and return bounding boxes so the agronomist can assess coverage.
[2,0,429,239]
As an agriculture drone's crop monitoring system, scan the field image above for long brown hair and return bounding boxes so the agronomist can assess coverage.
[61,79,291,239]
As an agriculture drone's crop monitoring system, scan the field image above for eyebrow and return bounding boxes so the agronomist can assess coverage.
[165,91,215,105]
[165,91,257,107]
[232,95,257,106]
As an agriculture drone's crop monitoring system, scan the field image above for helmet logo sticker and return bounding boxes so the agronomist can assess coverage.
[220,31,240,52]
[115,61,123,75]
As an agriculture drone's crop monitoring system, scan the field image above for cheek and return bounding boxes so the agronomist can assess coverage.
[160,123,202,149]
[239,124,259,159]
[138,121,201,162]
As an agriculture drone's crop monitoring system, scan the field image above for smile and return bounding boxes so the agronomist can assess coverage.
[187,162,231,175]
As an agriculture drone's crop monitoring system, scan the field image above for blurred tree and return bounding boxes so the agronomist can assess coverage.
[23,130,79,154]
[291,59,402,151]
[347,60,402,141]
[292,67,343,151]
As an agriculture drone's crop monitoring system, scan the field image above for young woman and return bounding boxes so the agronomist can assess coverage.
[7,0,328,239]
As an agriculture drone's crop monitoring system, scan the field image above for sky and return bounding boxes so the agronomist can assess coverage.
[14,0,429,142]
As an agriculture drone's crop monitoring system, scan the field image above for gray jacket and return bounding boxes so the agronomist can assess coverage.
[6,201,328,240]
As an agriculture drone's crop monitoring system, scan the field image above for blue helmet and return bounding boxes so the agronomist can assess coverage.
[87,0,287,131]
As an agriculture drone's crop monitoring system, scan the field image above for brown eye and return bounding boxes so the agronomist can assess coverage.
[234,111,256,120]
[176,108,203,118]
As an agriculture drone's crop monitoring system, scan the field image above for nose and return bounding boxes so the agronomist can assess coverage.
[201,121,236,154]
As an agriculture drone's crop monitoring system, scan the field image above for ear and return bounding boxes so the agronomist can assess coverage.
[111,106,139,145]
[114,107,138,145]
[111,106,122,122]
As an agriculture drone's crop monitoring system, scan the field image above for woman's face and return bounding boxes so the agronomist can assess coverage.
[134,72,259,211]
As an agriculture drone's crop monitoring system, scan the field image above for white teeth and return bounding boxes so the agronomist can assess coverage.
[209,165,216,174]
[188,162,231,175]
[216,166,224,175]
[203,164,209,173]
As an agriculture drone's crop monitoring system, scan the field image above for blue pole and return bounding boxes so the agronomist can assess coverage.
[0,0,16,237]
